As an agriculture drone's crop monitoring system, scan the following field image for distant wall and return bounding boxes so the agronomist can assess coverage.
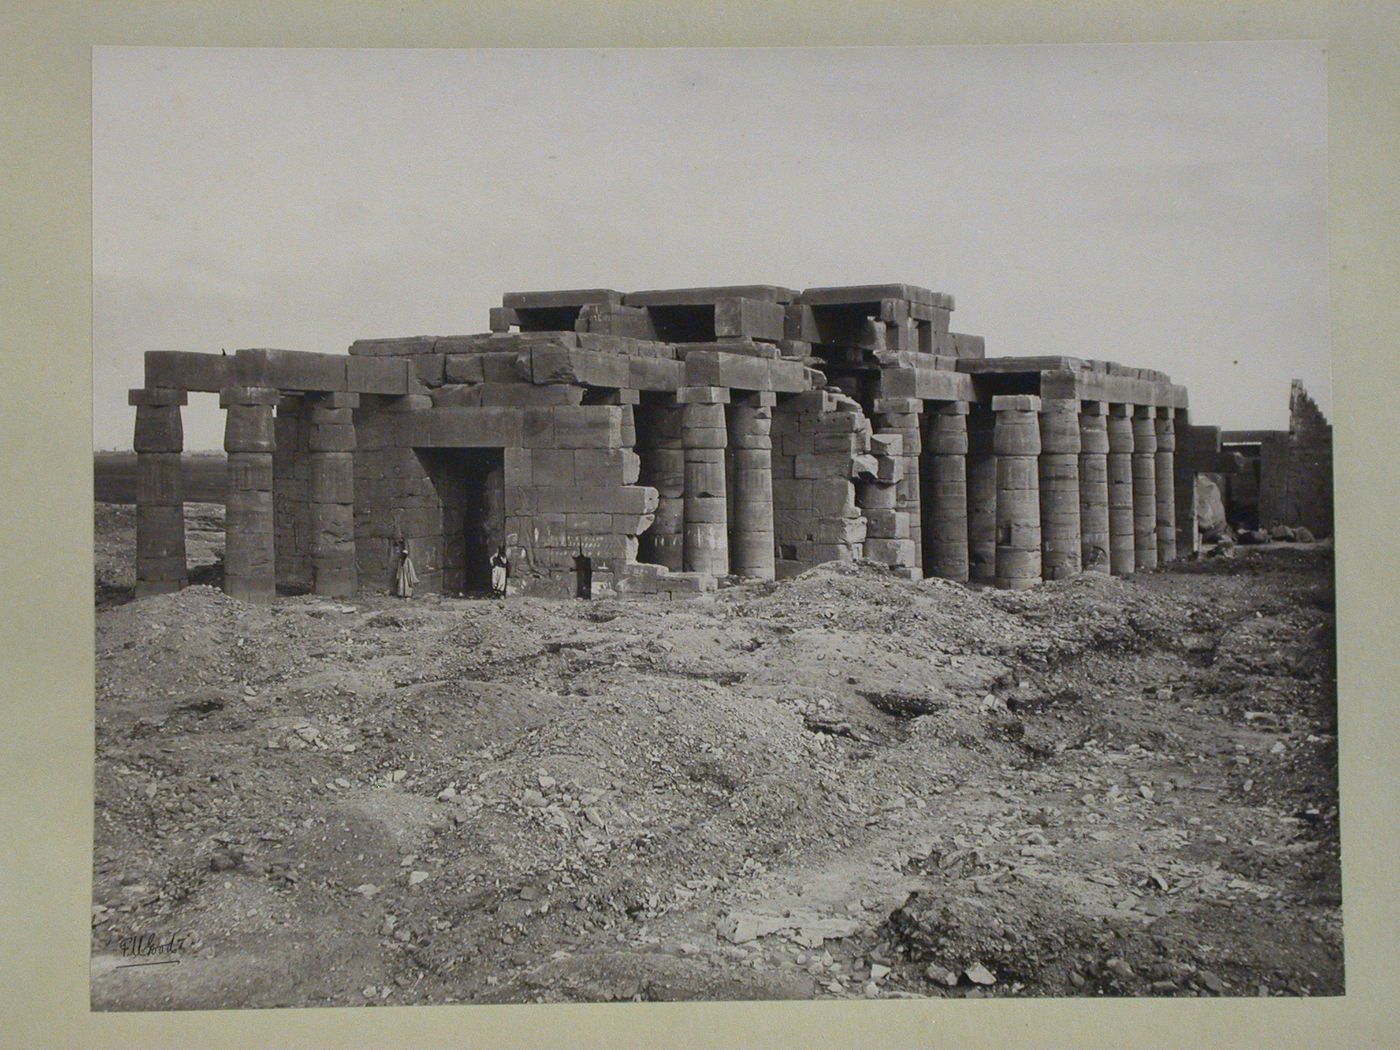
[94,451,228,504]
[1259,381,1333,536]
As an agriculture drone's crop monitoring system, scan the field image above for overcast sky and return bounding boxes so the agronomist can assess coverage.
[93,43,1328,450]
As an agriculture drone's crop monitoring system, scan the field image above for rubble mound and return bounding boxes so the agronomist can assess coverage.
[90,514,1341,1008]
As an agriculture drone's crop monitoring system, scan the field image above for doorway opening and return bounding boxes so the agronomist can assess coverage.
[416,447,505,596]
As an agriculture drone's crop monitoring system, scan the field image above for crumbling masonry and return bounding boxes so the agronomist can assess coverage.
[129,283,1244,600]
[1218,380,1333,538]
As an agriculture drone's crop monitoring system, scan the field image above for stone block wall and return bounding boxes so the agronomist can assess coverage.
[769,389,911,579]
[129,282,1217,604]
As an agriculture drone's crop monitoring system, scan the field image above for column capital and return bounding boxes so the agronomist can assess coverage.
[991,394,1041,413]
[676,385,730,405]
[930,400,970,416]
[1079,400,1108,416]
[872,396,923,415]
[308,391,361,410]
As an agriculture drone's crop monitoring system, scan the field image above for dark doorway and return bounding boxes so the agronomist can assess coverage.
[573,552,593,599]
[417,447,505,596]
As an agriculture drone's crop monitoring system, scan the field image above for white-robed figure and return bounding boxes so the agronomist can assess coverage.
[394,539,418,598]
[489,546,509,598]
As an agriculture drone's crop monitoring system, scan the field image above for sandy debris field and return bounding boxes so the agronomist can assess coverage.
[91,505,1340,1008]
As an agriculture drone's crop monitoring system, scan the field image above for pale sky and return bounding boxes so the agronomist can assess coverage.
[93,43,1328,450]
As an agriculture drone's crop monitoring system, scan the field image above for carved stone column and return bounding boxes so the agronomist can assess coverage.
[130,387,188,597]
[1107,404,1136,577]
[1038,397,1082,580]
[993,394,1042,590]
[222,385,278,602]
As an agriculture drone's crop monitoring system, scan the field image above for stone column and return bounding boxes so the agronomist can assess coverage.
[130,387,188,597]
[1107,404,1136,576]
[273,396,312,592]
[222,386,278,602]
[306,392,359,597]
[1078,401,1111,573]
[1038,397,1082,580]
[728,395,776,579]
[966,405,998,583]
[1154,411,1178,564]
[922,401,970,581]
[1174,416,1204,558]
[680,389,729,577]
[993,394,1042,590]
[1132,406,1159,571]
[876,398,923,573]
[638,400,686,571]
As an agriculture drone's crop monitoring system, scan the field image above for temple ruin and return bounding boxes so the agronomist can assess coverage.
[128,283,1249,600]
[1217,380,1333,537]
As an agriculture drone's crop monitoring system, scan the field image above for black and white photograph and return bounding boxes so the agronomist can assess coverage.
[87,42,1340,1012]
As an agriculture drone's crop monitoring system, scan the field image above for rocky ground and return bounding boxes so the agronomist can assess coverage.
[90,504,1340,1009]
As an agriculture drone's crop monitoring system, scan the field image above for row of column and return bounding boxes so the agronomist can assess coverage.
[640,391,776,580]
[132,385,358,602]
[919,395,1178,590]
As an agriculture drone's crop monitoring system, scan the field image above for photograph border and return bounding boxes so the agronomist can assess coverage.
[3,2,1398,1046]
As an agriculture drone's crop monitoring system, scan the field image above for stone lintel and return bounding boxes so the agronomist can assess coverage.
[144,350,235,393]
[1039,369,1186,409]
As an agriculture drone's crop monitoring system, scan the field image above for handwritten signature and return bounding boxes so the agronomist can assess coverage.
[111,932,193,969]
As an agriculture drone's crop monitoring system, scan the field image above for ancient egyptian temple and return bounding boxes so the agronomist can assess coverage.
[128,283,1241,600]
